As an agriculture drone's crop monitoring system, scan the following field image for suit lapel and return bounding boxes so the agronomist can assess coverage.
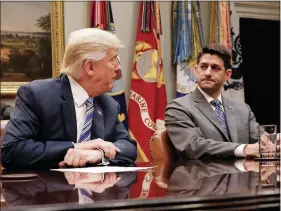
[193,88,230,142]
[223,96,238,143]
[91,98,104,139]
[60,74,77,142]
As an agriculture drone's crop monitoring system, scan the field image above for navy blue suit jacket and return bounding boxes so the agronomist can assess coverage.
[1,74,137,168]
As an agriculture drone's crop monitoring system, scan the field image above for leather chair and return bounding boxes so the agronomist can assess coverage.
[150,129,177,162]
[1,120,8,171]
[1,103,14,120]
[0,120,8,207]
[150,129,177,188]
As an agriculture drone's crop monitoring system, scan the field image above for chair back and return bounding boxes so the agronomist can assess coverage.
[150,129,177,162]
[150,129,177,189]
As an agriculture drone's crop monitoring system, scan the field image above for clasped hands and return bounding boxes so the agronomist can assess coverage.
[59,138,120,167]
[64,171,121,193]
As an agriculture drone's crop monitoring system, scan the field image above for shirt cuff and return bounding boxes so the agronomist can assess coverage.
[72,142,76,148]
[234,144,246,157]
[97,149,110,166]
[234,159,247,172]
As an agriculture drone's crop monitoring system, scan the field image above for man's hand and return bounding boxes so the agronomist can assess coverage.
[64,172,104,185]
[243,142,260,157]
[260,165,276,182]
[243,160,259,172]
[75,138,120,160]
[244,135,277,158]
[259,133,278,158]
[65,172,121,193]
[58,149,102,167]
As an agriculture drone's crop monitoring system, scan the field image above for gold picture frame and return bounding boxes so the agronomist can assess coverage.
[1,2,65,97]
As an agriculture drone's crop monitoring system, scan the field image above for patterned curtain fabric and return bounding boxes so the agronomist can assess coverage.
[90,1,114,30]
[172,1,204,97]
[209,1,245,102]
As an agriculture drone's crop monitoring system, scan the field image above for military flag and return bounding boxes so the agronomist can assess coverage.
[128,1,167,162]
[209,2,245,102]
[173,1,204,97]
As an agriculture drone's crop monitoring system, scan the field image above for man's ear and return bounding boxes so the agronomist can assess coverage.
[225,69,232,81]
[84,60,95,76]
[194,64,199,75]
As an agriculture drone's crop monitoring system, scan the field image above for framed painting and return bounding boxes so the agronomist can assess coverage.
[0,2,65,97]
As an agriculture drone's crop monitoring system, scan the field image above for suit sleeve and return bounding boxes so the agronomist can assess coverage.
[247,104,260,143]
[1,85,73,169]
[165,101,240,159]
[110,105,137,165]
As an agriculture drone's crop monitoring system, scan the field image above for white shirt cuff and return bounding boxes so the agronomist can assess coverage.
[97,149,110,166]
[234,159,247,172]
[72,142,76,148]
[234,144,246,157]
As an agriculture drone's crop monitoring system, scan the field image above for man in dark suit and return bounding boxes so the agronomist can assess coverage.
[1,28,137,169]
[165,43,276,159]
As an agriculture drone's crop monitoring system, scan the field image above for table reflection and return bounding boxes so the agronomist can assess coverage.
[1,170,137,207]
[165,159,280,197]
[0,159,280,210]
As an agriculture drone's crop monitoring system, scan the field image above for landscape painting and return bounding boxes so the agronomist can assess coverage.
[0,2,64,96]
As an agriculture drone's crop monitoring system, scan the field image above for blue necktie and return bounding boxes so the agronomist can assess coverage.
[78,98,94,143]
[78,188,93,203]
[211,99,229,136]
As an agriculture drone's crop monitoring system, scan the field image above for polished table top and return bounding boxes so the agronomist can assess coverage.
[1,159,280,211]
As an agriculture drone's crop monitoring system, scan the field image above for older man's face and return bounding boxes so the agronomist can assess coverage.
[90,49,120,94]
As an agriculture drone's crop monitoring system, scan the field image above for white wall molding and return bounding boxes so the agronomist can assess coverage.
[234,1,280,21]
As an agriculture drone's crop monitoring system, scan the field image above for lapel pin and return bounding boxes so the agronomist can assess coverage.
[98,110,102,115]
[228,105,232,109]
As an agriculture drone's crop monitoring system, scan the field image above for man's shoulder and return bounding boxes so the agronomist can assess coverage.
[20,77,60,92]
[223,95,251,111]
[167,93,195,108]
[96,94,119,109]
[99,93,118,104]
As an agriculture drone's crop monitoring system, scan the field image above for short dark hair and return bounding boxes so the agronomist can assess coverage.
[196,43,232,70]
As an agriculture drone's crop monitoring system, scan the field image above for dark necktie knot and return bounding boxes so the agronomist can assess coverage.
[211,99,221,107]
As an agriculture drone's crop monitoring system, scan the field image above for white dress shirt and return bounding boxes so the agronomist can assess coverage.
[67,76,109,165]
[68,75,89,142]
[197,86,246,157]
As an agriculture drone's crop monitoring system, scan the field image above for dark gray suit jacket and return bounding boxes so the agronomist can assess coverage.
[1,74,137,168]
[165,88,259,159]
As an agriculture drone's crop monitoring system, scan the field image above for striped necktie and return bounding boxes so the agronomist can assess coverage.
[211,99,229,135]
[78,188,93,204]
[78,98,94,143]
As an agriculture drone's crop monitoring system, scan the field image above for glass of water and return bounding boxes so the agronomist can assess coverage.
[259,125,277,159]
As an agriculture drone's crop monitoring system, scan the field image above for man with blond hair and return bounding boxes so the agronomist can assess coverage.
[1,28,137,168]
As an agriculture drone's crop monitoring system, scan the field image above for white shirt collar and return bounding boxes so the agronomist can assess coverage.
[197,86,223,104]
[67,75,89,107]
